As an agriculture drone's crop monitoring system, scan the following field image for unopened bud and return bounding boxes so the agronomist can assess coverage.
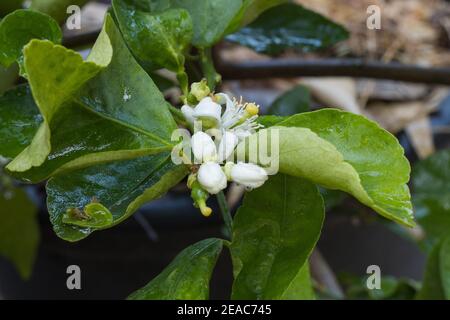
[231,162,268,189]
[190,79,211,102]
[197,162,227,194]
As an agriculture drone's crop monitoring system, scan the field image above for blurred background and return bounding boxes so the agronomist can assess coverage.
[1,0,450,299]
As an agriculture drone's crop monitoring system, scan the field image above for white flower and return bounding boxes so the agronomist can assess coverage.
[197,162,227,194]
[181,105,195,125]
[191,131,217,163]
[193,97,222,127]
[215,93,262,139]
[216,93,245,128]
[217,131,239,163]
[230,162,268,189]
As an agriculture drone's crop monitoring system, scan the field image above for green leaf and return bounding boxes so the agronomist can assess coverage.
[46,153,188,241]
[170,0,243,47]
[150,72,176,92]
[225,0,288,33]
[30,0,89,23]
[267,85,310,116]
[0,85,42,159]
[226,3,349,55]
[0,63,18,95]
[230,174,324,299]
[112,0,193,72]
[6,38,109,173]
[128,238,223,300]
[412,149,450,250]
[241,109,413,227]
[0,9,61,70]
[6,15,177,183]
[280,264,315,299]
[62,202,113,228]
[257,115,286,127]
[0,186,39,279]
[417,236,450,299]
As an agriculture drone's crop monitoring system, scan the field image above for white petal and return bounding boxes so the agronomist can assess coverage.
[216,93,243,128]
[193,97,222,123]
[191,131,217,163]
[198,162,227,194]
[181,105,195,125]
[231,162,268,189]
[217,131,239,163]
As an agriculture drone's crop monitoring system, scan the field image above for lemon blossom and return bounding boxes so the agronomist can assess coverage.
[197,162,227,194]
[217,131,239,163]
[193,97,222,127]
[182,88,272,216]
[181,104,195,124]
[229,162,268,189]
[191,131,217,163]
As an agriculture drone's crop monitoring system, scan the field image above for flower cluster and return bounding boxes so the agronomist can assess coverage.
[180,80,268,216]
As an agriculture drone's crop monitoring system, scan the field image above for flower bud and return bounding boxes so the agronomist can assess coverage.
[193,97,222,128]
[231,162,268,189]
[198,162,227,194]
[181,105,195,125]
[191,131,217,163]
[190,79,211,102]
[217,131,239,162]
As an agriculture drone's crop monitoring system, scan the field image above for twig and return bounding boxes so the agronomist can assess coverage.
[309,249,345,299]
[217,191,233,239]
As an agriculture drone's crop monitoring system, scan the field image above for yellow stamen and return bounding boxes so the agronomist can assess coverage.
[245,103,259,116]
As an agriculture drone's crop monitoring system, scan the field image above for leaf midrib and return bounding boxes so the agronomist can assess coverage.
[75,98,173,147]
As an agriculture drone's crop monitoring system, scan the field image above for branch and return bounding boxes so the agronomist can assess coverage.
[217,58,450,85]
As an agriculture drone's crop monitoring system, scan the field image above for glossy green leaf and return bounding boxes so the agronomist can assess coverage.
[268,85,310,116]
[6,38,109,173]
[112,0,193,72]
[0,186,39,279]
[170,0,242,47]
[128,238,223,300]
[0,9,61,70]
[0,85,42,159]
[150,72,176,92]
[279,264,315,299]
[46,153,188,241]
[0,63,18,95]
[62,202,113,228]
[226,3,349,55]
[231,174,324,299]
[30,0,89,23]
[226,0,288,33]
[6,15,177,183]
[241,109,413,227]
[412,149,450,250]
[257,115,286,127]
[417,236,450,300]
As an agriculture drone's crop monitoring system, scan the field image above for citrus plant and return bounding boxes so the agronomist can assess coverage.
[0,1,414,299]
